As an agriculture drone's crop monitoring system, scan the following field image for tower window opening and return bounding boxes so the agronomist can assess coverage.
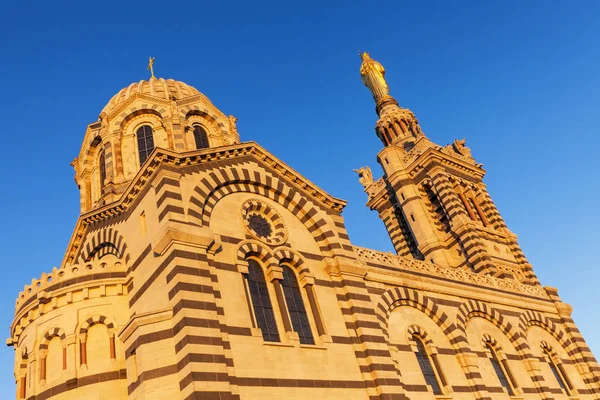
[424,186,451,233]
[486,343,514,396]
[395,208,423,260]
[543,347,571,394]
[99,150,106,186]
[192,125,209,149]
[245,259,280,342]
[281,265,315,345]
[414,335,442,394]
[136,125,155,165]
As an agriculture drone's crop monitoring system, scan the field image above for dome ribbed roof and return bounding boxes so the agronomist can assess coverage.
[101,78,201,116]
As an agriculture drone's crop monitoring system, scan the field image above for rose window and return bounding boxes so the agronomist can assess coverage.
[241,199,288,246]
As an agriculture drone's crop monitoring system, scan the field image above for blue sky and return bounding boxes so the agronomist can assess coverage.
[1,0,599,394]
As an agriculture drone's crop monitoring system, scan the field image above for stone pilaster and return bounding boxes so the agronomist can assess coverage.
[545,287,600,395]
[325,258,409,400]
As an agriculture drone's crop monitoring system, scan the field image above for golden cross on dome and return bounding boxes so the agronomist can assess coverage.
[147,57,156,79]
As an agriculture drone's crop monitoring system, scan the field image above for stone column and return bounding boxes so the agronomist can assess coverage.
[268,268,293,334]
[304,283,326,337]
[79,336,87,366]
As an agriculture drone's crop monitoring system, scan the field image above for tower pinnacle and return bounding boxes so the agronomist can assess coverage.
[360,52,422,149]
[359,52,400,115]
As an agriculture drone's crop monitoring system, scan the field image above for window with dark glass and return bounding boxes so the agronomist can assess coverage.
[99,150,106,186]
[543,349,569,394]
[136,125,155,165]
[248,215,272,238]
[486,343,514,396]
[414,336,442,394]
[193,125,209,149]
[424,186,450,232]
[245,260,280,342]
[281,266,314,345]
[395,208,423,260]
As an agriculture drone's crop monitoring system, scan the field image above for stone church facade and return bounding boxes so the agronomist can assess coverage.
[8,54,600,400]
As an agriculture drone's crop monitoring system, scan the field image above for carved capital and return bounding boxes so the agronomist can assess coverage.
[266,266,283,282]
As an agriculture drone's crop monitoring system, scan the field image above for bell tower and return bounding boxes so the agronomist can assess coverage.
[358,52,538,285]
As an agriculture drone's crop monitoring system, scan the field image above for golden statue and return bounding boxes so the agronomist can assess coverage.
[147,57,156,79]
[359,52,389,101]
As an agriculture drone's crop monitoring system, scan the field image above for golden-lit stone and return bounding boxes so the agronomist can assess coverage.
[8,58,599,400]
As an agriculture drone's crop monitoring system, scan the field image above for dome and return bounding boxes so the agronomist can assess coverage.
[101,78,201,116]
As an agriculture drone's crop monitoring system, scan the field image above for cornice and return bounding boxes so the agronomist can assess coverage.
[13,256,128,318]
[61,142,347,268]
[406,147,486,180]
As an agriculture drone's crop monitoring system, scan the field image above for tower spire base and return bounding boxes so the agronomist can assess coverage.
[375,96,399,116]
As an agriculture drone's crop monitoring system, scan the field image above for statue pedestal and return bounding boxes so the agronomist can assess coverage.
[376,96,399,116]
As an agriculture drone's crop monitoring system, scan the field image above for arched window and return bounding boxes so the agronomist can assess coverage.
[395,208,423,260]
[542,346,571,395]
[192,125,209,149]
[99,150,106,186]
[486,342,514,396]
[413,335,442,394]
[245,260,280,342]
[424,185,450,233]
[281,265,314,345]
[136,125,155,165]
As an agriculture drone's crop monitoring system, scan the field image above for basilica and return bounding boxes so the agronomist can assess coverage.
[8,54,600,399]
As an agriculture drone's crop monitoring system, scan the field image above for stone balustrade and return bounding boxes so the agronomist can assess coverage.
[353,246,548,298]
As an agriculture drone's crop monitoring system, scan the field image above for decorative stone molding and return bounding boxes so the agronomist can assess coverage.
[15,255,126,313]
[241,198,288,246]
[61,143,346,268]
[354,246,547,298]
[10,256,127,344]
[118,308,172,344]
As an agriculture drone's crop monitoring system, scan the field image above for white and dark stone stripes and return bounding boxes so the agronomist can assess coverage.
[476,184,507,231]
[330,215,356,256]
[187,163,343,256]
[180,105,228,140]
[428,173,469,222]
[455,300,557,396]
[147,243,237,399]
[545,288,600,392]
[333,275,407,399]
[115,106,166,130]
[376,288,455,348]
[429,172,496,275]
[506,238,540,285]
[101,140,115,183]
[240,198,288,246]
[79,315,116,335]
[379,206,417,258]
[39,327,66,349]
[154,167,185,223]
[77,227,129,263]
